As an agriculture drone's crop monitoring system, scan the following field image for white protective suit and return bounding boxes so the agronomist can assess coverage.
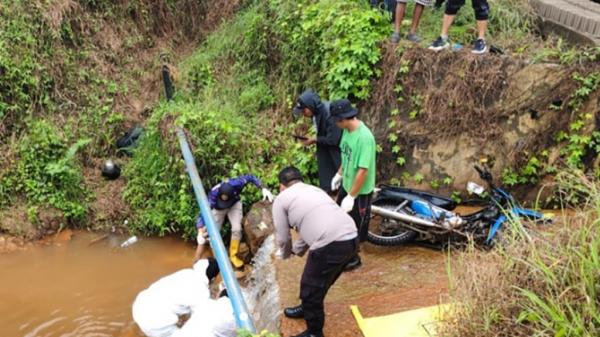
[132,260,212,337]
[172,296,237,337]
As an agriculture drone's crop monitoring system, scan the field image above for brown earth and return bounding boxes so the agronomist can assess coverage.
[362,45,600,203]
[277,243,449,337]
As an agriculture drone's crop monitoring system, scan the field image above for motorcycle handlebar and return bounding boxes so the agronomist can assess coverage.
[473,165,494,185]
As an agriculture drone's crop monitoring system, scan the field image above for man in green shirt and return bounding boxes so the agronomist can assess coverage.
[330,99,376,271]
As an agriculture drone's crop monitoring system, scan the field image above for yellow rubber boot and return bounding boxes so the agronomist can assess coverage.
[229,239,244,269]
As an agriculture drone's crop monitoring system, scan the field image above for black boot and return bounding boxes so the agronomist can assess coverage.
[284,304,304,319]
[343,255,362,272]
[291,329,324,337]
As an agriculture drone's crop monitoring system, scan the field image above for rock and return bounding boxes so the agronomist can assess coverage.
[237,241,252,264]
[242,201,274,255]
[504,63,567,111]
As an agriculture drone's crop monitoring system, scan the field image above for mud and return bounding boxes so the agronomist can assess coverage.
[277,243,449,337]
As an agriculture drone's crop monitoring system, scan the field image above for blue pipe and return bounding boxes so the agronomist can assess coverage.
[176,128,256,333]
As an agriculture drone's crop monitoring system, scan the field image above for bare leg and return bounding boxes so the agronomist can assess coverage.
[441,14,456,38]
[476,20,487,40]
[394,3,407,33]
[409,4,425,35]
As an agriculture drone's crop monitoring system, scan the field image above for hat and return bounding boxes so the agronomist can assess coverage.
[330,99,358,121]
[215,183,236,210]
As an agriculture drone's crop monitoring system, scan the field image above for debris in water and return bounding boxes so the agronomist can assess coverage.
[120,236,138,248]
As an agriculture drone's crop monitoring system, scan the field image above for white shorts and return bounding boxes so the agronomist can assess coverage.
[397,0,433,6]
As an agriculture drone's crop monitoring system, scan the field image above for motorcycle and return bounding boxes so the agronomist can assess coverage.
[368,165,552,248]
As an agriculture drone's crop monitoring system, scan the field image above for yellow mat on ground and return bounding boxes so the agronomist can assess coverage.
[350,304,452,337]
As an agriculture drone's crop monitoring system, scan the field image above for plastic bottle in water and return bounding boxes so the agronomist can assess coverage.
[120,235,138,248]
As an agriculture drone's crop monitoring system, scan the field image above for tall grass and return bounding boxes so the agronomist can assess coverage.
[444,172,600,336]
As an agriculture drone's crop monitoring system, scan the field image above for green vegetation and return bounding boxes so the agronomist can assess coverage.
[0,0,204,229]
[445,172,600,337]
[501,71,599,195]
[124,0,390,237]
[238,330,280,337]
[1,0,598,238]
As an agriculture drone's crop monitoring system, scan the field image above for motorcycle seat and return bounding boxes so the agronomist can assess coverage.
[376,185,457,210]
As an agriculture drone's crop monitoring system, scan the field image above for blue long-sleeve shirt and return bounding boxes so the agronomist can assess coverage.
[196,175,262,229]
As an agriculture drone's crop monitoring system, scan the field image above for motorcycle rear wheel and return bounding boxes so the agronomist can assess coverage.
[367,204,418,246]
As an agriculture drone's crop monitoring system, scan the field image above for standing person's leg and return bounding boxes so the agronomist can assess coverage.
[471,0,489,53]
[194,209,226,261]
[429,0,464,50]
[391,0,408,43]
[297,241,356,337]
[227,201,245,268]
[297,249,327,337]
[354,193,373,243]
[337,189,368,271]
[407,0,433,42]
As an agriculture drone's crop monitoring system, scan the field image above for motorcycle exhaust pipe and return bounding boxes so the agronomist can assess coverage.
[371,205,440,228]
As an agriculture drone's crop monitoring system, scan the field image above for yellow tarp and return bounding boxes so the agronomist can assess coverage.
[350,304,452,337]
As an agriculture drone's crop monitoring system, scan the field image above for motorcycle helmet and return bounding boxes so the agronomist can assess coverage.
[101,159,121,180]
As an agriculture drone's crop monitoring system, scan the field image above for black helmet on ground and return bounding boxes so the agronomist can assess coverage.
[101,159,121,180]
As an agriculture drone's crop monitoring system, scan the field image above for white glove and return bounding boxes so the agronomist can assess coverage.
[262,188,274,202]
[196,229,208,245]
[331,173,342,191]
[341,194,355,213]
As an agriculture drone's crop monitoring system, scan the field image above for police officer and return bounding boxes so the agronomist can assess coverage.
[273,167,358,337]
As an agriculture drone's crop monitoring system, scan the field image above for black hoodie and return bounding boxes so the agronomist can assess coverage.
[297,90,342,192]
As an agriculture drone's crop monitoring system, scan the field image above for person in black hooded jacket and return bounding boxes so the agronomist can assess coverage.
[292,90,342,194]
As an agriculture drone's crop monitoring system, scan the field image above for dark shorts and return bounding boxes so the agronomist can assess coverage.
[445,0,490,20]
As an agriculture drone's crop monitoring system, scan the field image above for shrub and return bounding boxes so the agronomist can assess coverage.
[6,120,89,220]
[271,0,390,100]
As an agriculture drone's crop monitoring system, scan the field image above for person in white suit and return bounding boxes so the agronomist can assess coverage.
[132,258,220,337]
[172,293,237,337]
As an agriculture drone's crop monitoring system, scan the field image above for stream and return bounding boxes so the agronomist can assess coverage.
[0,231,194,337]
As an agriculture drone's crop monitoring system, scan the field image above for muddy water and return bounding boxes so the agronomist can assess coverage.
[0,231,195,337]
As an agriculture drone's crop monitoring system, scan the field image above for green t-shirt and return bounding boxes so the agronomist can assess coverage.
[340,121,376,195]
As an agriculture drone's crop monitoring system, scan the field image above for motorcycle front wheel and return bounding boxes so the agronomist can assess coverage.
[367,204,418,246]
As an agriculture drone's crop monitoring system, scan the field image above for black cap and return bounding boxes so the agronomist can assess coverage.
[330,99,358,121]
[278,166,303,186]
[215,183,236,210]
[205,257,220,281]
